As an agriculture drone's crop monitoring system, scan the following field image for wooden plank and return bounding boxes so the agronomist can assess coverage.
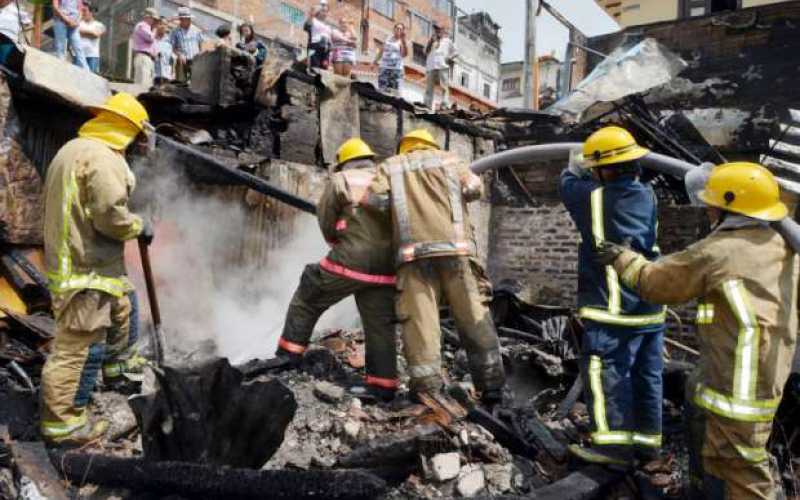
[22,47,110,108]
[10,441,69,500]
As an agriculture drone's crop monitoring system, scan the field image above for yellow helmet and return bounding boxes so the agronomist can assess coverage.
[88,92,150,131]
[398,129,439,154]
[336,138,375,168]
[581,126,650,168]
[698,162,788,221]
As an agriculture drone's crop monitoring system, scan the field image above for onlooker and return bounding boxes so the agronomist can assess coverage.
[0,0,29,65]
[374,23,407,96]
[304,2,331,71]
[331,16,357,77]
[77,2,105,73]
[215,24,232,48]
[170,7,205,82]
[154,18,174,84]
[424,24,457,110]
[236,23,267,66]
[131,7,157,86]
[52,0,88,69]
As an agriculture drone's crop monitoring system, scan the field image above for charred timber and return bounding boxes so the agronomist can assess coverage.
[52,452,387,500]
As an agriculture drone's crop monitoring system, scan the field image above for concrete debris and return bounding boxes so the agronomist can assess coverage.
[456,464,486,497]
[314,380,346,404]
[430,452,461,482]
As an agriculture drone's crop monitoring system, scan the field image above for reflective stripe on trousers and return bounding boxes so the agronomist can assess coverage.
[41,413,87,438]
[588,354,663,447]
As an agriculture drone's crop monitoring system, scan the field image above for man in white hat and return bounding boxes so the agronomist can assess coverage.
[131,7,158,85]
[169,6,205,82]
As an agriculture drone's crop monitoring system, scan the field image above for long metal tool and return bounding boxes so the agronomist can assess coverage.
[156,134,317,215]
[470,143,800,253]
[138,239,165,365]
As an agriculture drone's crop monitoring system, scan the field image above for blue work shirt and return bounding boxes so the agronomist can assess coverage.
[560,168,665,330]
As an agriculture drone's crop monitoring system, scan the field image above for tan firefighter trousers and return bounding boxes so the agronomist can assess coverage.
[396,256,504,394]
[40,290,134,440]
[685,372,776,500]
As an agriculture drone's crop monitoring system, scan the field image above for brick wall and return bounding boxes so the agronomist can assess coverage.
[487,159,710,309]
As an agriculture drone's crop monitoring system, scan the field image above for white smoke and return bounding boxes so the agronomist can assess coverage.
[127,153,358,364]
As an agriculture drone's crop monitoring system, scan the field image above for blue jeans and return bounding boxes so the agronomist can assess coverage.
[581,321,665,448]
[53,19,88,69]
[85,57,100,73]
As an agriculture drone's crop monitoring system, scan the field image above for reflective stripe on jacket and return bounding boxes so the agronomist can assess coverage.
[367,149,482,265]
[43,138,142,299]
[614,225,799,422]
[560,169,665,328]
[317,165,395,284]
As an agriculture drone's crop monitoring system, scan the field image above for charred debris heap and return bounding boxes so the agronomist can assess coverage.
[4,7,800,497]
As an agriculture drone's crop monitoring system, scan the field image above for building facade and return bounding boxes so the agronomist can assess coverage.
[88,0,495,109]
[453,12,501,105]
[499,55,561,109]
[595,0,789,27]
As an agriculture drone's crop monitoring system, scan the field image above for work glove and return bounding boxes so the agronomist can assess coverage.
[567,149,590,179]
[139,220,154,246]
[594,239,631,266]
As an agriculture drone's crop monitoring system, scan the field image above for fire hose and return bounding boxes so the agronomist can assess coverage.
[469,143,800,254]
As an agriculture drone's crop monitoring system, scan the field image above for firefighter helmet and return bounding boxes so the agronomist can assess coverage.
[336,138,375,168]
[88,92,150,132]
[581,126,650,168]
[398,129,440,154]
[698,162,788,221]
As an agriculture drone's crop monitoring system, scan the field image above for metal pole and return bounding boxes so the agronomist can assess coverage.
[522,0,538,109]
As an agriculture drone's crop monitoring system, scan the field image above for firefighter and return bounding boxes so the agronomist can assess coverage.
[560,126,666,466]
[366,129,506,404]
[41,92,154,446]
[276,138,399,402]
[597,162,797,500]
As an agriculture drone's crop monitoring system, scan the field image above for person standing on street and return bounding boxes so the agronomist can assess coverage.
[560,126,666,467]
[51,0,88,69]
[77,2,105,73]
[275,138,399,403]
[366,129,506,405]
[331,16,357,77]
[40,93,154,446]
[424,24,456,110]
[236,23,267,65]
[304,1,331,71]
[374,23,407,97]
[154,18,174,84]
[170,7,205,83]
[597,162,798,500]
[131,7,158,86]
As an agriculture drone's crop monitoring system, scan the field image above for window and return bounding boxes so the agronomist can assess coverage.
[413,13,431,38]
[280,2,305,26]
[502,78,520,92]
[433,0,450,14]
[483,83,491,99]
[460,71,470,88]
[372,0,395,19]
[413,42,426,66]
[681,0,738,17]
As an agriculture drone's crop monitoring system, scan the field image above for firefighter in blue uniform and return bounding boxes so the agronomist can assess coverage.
[560,126,666,466]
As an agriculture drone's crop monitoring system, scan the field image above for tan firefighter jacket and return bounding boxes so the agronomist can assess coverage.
[44,137,143,300]
[317,164,395,284]
[367,149,483,265]
[613,224,798,424]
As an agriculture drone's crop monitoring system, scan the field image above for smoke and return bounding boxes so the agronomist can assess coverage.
[128,153,358,364]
